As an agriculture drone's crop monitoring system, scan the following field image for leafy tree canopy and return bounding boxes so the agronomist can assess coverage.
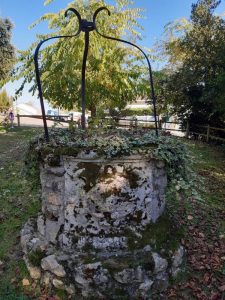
[14,0,153,116]
[0,18,15,87]
[158,0,225,127]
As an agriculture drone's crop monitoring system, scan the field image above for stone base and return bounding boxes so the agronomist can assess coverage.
[21,152,184,298]
[21,216,185,299]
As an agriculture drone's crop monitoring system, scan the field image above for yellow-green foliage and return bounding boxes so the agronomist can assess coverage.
[0,89,12,113]
[14,0,151,113]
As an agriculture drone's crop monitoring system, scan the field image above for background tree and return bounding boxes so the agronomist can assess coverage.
[159,0,225,127]
[14,0,152,117]
[0,89,12,113]
[0,18,15,86]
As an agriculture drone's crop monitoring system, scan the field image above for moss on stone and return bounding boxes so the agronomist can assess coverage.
[46,154,61,167]
[81,241,97,253]
[126,213,184,255]
[102,257,132,272]
[102,253,155,274]
[28,248,45,267]
[77,162,101,192]
[124,169,139,189]
[56,289,68,299]
[41,146,79,157]
[81,254,97,264]
[108,288,130,300]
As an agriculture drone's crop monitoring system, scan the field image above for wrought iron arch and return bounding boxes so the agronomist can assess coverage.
[34,7,159,141]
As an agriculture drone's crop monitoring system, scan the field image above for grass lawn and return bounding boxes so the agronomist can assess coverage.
[0,128,224,299]
[166,140,225,300]
[0,127,42,300]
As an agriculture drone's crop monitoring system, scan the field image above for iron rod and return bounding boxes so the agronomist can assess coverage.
[34,40,50,142]
[81,31,90,129]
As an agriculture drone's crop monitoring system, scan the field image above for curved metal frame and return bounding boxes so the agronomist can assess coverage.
[34,6,158,142]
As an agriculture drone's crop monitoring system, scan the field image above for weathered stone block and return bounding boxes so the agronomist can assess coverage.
[152,252,168,273]
[47,193,62,206]
[21,151,184,298]
[41,255,66,277]
[24,257,41,280]
[45,220,61,243]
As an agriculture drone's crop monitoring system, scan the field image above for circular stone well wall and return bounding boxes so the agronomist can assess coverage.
[21,150,184,299]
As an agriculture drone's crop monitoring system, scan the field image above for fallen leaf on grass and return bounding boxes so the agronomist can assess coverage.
[22,278,30,286]
[203,272,211,284]
[10,278,17,283]
[210,292,221,300]
[167,289,177,297]
[219,285,225,292]
[38,295,47,300]
[32,282,37,289]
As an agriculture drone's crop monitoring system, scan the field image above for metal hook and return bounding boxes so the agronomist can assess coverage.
[93,7,111,30]
[64,7,82,35]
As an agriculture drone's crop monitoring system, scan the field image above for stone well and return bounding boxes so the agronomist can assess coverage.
[21,150,184,299]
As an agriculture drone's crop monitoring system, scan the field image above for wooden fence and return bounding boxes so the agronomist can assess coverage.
[16,114,73,127]
[15,114,225,143]
[99,117,184,133]
[187,123,225,143]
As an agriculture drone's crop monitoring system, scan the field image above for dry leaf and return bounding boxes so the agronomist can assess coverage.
[219,285,225,292]
[22,278,30,286]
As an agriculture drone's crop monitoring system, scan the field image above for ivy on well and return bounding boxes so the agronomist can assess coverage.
[26,128,199,197]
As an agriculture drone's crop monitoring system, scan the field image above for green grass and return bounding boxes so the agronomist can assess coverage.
[186,140,225,213]
[0,260,30,300]
[188,141,225,244]
[0,127,42,259]
[0,127,42,299]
